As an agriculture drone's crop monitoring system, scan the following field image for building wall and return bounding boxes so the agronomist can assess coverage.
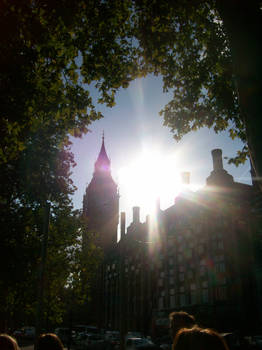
[101,150,261,335]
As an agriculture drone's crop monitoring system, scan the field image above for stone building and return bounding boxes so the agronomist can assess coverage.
[83,134,119,252]
[83,139,262,335]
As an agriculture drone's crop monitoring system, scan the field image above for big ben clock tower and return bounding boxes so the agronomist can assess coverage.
[83,134,119,252]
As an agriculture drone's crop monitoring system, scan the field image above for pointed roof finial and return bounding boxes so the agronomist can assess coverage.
[94,131,111,173]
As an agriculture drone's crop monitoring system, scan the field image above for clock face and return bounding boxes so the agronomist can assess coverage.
[99,164,110,172]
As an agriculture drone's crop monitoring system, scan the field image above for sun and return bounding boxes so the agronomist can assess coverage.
[118,149,184,221]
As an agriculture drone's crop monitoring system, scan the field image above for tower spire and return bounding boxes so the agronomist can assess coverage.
[94,132,111,173]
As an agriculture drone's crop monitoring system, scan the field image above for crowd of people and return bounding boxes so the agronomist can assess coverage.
[0,333,64,350]
[169,311,229,350]
[0,310,254,350]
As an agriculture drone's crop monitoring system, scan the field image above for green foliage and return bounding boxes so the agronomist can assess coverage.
[132,0,250,165]
[0,0,139,164]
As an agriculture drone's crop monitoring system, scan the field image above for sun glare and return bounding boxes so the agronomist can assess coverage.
[118,149,184,221]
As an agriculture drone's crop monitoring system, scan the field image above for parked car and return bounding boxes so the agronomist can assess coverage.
[252,335,262,348]
[13,327,35,339]
[126,337,156,350]
[74,325,100,336]
[13,329,24,338]
[105,331,120,350]
[126,332,143,340]
[74,333,105,350]
[54,327,71,345]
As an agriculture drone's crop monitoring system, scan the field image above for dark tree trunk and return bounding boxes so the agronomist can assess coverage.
[216,0,262,190]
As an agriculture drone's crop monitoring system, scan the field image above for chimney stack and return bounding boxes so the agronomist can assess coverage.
[156,197,161,212]
[146,214,150,226]
[181,172,190,185]
[133,206,140,223]
[120,212,126,239]
[212,149,223,171]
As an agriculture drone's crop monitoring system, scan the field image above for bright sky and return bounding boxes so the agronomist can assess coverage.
[70,75,251,239]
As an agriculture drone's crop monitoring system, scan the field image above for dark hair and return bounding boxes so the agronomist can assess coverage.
[0,334,19,350]
[37,333,63,350]
[169,311,196,337]
[173,327,229,350]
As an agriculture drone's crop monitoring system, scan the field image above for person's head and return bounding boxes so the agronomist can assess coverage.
[37,333,63,350]
[169,311,195,338]
[173,327,229,350]
[0,334,19,350]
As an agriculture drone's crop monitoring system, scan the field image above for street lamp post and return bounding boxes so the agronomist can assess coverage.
[34,199,50,349]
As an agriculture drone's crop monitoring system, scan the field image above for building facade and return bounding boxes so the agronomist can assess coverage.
[83,141,262,335]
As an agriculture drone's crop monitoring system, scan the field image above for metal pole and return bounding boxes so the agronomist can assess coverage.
[34,201,50,350]
[120,243,126,350]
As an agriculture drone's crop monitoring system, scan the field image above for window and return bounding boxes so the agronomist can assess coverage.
[160,271,165,277]
[215,263,225,273]
[186,249,193,258]
[190,283,196,291]
[218,240,224,249]
[161,291,165,297]
[190,291,197,305]
[169,258,174,265]
[170,295,176,308]
[179,266,185,272]
[168,249,174,256]
[202,281,208,288]
[179,273,185,282]
[185,229,192,238]
[188,271,193,279]
[157,261,163,268]
[179,294,186,306]
[158,297,164,309]
[179,286,185,293]
[178,254,183,262]
[170,288,175,295]
[158,279,163,287]
[200,266,206,276]
[202,289,209,303]
[168,239,174,247]
[177,235,183,242]
[219,276,227,285]
[198,245,204,254]
[215,286,227,301]
[169,277,174,285]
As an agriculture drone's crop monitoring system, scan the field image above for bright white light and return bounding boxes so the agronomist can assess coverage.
[118,149,183,220]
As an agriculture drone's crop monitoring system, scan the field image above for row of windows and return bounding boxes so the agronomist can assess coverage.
[158,276,226,292]
[158,286,227,308]
[167,231,223,243]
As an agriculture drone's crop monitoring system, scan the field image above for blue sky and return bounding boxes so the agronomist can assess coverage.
[70,75,251,236]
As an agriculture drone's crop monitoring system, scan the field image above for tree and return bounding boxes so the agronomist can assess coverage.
[0,0,140,164]
[2,1,262,182]
[129,0,262,179]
